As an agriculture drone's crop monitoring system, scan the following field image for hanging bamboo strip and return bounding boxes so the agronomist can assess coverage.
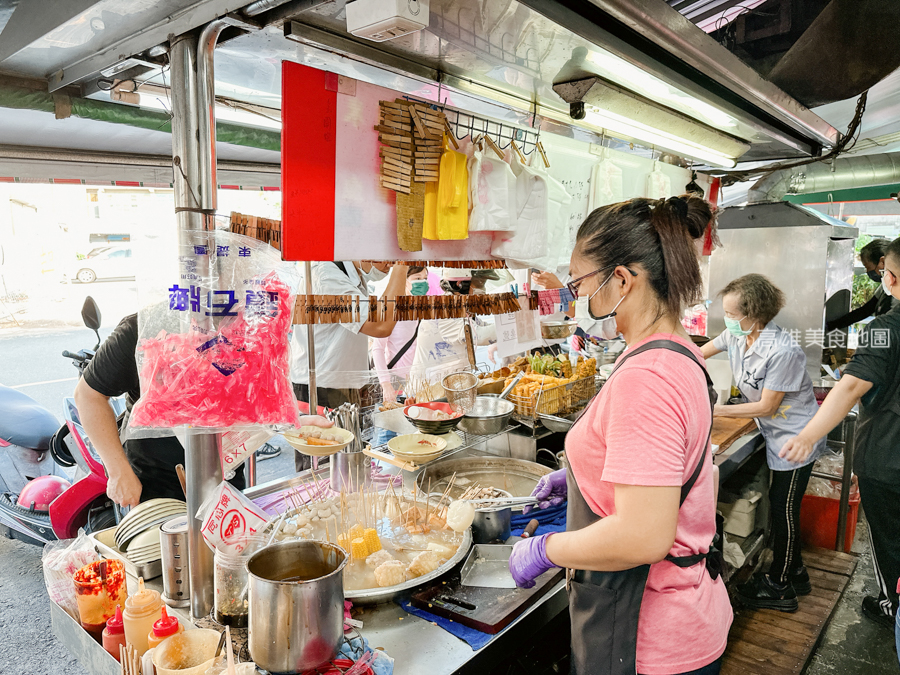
[229,211,282,251]
[358,260,508,269]
[292,292,527,325]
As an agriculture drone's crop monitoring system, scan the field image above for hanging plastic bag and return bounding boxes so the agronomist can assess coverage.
[127,231,300,438]
[424,135,468,240]
[544,171,574,271]
[468,147,516,232]
[197,481,270,554]
[588,150,623,212]
[646,162,672,199]
[42,530,101,620]
[491,151,552,269]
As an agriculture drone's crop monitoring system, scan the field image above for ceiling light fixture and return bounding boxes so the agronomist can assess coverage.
[554,76,750,168]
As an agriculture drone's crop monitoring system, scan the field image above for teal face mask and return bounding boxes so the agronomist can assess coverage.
[409,280,430,296]
[724,316,754,337]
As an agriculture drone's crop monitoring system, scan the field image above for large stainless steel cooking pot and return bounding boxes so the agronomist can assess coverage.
[247,540,347,674]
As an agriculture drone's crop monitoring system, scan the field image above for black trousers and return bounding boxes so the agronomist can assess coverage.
[768,463,814,583]
[858,476,900,616]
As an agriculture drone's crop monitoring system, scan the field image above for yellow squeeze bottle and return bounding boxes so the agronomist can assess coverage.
[122,577,163,656]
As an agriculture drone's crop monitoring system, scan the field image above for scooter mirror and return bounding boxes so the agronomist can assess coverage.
[81,296,101,330]
[81,297,102,349]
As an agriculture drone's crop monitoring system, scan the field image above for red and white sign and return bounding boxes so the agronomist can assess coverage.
[199,482,269,554]
[280,61,494,263]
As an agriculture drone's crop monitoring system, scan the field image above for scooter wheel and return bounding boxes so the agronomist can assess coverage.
[0,492,51,518]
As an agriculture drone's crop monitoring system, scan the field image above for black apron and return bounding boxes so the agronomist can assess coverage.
[566,340,720,675]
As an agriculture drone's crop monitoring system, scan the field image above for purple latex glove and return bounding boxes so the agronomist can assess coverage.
[509,533,559,588]
[523,468,567,514]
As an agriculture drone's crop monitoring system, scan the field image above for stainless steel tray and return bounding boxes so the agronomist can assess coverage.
[90,526,162,580]
[346,528,473,605]
[460,544,516,588]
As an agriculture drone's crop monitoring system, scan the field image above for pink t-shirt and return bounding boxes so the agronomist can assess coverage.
[565,333,733,674]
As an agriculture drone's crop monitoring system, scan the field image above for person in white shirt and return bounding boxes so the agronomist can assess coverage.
[407,269,498,397]
[290,261,406,470]
[370,266,428,402]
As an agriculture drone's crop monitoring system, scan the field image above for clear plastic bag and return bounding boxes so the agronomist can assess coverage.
[127,231,300,438]
[805,450,859,499]
[42,530,100,620]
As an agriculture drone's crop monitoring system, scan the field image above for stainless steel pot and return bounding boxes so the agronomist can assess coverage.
[458,395,514,435]
[329,451,371,493]
[247,540,347,674]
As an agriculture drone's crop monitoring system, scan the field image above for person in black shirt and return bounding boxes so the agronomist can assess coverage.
[782,237,900,630]
[827,239,896,332]
[76,314,328,507]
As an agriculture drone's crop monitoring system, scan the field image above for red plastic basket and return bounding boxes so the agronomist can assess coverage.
[799,492,860,554]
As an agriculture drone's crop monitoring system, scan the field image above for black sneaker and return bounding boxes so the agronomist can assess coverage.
[789,566,812,596]
[861,595,896,630]
[255,443,281,461]
[736,573,798,612]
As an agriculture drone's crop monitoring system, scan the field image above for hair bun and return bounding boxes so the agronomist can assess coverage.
[665,196,689,220]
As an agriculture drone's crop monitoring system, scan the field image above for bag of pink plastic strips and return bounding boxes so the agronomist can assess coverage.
[127,231,300,437]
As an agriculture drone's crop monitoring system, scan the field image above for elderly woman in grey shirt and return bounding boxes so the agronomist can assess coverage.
[702,274,824,613]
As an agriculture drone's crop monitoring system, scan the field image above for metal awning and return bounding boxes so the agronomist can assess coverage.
[0,0,842,168]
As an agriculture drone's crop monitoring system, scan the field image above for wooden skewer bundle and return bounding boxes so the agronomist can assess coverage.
[229,211,282,251]
[378,99,449,194]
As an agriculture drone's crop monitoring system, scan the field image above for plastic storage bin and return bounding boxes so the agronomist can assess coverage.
[799,492,860,553]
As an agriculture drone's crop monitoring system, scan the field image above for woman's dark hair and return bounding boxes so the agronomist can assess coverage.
[718,274,785,325]
[679,192,721,251]
[575,197,703,317]
[406,266,426,277]
[860,239,890,266]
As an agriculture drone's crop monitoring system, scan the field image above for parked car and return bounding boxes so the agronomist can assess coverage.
[69,247,134,283]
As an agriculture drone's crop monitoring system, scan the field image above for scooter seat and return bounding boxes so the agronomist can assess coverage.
[0,384,59,451]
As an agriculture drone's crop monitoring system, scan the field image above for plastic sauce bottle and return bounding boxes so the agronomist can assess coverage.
[147,606,184,650]
[122,577,163,656]
[102,605,127,661]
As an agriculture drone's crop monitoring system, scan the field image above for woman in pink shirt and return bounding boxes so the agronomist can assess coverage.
[509,197,733,675]
[370,266,429,402]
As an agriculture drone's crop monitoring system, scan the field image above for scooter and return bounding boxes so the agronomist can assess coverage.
[0,297,120,545]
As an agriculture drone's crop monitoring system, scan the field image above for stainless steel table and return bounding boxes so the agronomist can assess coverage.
[357,582,568,674]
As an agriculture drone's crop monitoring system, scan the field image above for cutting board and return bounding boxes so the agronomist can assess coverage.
[711,417,756,454]
[410,567,564,634]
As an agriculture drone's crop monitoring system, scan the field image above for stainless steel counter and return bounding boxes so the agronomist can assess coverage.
[357,582,568,674]
[714,430,765,483]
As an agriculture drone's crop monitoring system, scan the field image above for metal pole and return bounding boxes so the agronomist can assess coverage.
[169,31,223,621]
[245,453,257,488]
[305,261,318,416]
[835,411,857,552]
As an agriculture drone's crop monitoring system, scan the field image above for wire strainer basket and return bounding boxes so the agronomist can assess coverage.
[441,371,478,412]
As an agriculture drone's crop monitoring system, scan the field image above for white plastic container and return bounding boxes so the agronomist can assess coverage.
[719,491,761,538]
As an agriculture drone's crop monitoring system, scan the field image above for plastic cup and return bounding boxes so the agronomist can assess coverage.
[73,559,128,637]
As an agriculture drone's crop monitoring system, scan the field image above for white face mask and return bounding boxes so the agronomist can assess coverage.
[362,265,388,283]
[575,272,626,340]
[883,270,895,299]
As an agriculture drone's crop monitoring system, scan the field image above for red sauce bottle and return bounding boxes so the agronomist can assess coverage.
[102,605,127,661]
[147,606,184,649]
